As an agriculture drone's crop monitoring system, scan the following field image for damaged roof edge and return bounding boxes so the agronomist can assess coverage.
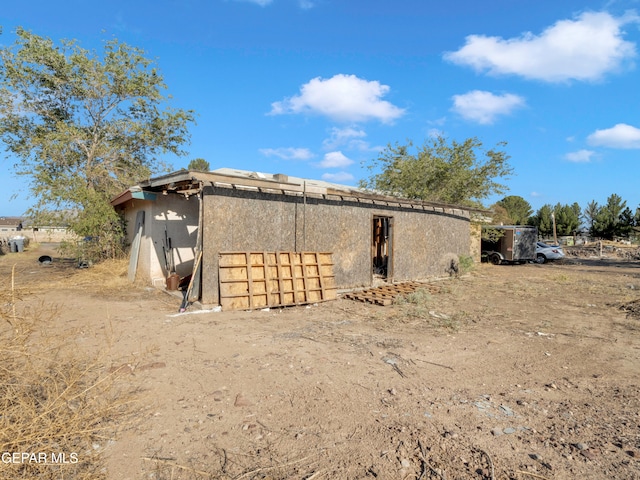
[110,188,158,206]
[111,168,489,214]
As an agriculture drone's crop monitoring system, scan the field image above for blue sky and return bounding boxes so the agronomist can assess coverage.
[1,0,639,216]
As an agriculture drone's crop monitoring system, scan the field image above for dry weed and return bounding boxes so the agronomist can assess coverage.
[33,258,131,292]
[0,266,138,480]
[64,258,133,291]
[141,447,322,480]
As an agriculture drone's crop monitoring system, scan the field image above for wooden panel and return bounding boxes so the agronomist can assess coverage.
[128,210,145,282]
[219,251,337,311]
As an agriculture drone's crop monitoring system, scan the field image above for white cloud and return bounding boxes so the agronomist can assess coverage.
[530,191,542,198]
[321,172,355,183]
[259,147,314,160]
[427,128,445,138]
[451,90,525,124]
[318,151,353,168]
[444,11,639,82]
[565,149,596,162]
[269,74,405,123]
[587,123,640,148]
[322,126,369,150]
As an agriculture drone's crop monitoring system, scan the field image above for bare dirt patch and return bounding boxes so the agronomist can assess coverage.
[1,244,640,479]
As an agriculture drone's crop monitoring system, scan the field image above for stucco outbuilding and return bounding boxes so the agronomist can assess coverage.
[111,168,474,308]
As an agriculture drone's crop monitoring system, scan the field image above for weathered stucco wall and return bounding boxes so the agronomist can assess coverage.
[470,222,482,262]
[200,186,470,305]
[118,194,199,286]
[388,208,470,282]
[119,199,154,282]
[150,194,199,282]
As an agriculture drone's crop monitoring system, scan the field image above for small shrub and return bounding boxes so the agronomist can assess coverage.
[436,311,468,332]
[394,288,432,320]
[458,254,475,275]
[551,273,571,283]
[395,288,432,306]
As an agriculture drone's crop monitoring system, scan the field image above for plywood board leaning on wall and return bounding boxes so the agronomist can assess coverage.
[218,251,336,311]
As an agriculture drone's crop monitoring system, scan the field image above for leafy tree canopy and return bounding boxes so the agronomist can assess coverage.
[359,136,513,207]
[188,158,210,171]
[0,27,196,253]
[495,195,532,225]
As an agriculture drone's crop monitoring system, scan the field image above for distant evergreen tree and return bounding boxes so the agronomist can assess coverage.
[553,203,581,236]
[619,207,636,238]
[530,204,553,237]
[583,200,599,236]
[495,195,532,225]
[188,158,210,171]
[592,194,627,239]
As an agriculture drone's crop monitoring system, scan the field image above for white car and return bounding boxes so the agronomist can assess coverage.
[535,242,565,264]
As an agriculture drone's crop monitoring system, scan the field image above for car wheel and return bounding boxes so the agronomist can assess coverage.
[536,253,546,264]
[490,253,502,265]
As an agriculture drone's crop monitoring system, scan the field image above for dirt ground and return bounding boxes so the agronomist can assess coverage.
[2,244,640,480]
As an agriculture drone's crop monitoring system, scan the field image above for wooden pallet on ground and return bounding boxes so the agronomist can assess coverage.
[344,281,439,306]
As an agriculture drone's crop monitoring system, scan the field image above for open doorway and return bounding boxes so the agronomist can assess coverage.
[372,216,393,280]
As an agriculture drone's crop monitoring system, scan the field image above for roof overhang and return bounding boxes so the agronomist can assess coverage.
[110,187,157,207]
[111,169,487,215]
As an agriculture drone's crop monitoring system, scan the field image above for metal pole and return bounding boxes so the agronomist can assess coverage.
[303,181,307,251]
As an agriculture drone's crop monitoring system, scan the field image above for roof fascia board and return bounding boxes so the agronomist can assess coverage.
[126,170,485,214]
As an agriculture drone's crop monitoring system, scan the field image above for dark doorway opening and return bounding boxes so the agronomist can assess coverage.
[372,216,393,280]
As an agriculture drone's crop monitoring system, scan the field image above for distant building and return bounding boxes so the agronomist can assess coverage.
[0,216,74,243]
[0,216,23,234]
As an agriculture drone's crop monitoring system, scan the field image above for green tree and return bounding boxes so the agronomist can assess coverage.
[359,136,513,206]
[495,195,532,225]
[618,207,636,238]
[592,194,627,239]
[488,204,512,225]
[553,203,581,236]
[188,158,210,171]
[0,28,195,254]
[529,204,553,237]
[583,200,599,236]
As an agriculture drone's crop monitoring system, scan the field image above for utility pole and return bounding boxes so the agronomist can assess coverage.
[551,211,558,245]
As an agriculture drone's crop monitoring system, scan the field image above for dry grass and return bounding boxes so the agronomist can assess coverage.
[0,242,132,293]
[27,258,132,292]
[389,287,468,331]
[58,258,131,291]
[0,266,138,480]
